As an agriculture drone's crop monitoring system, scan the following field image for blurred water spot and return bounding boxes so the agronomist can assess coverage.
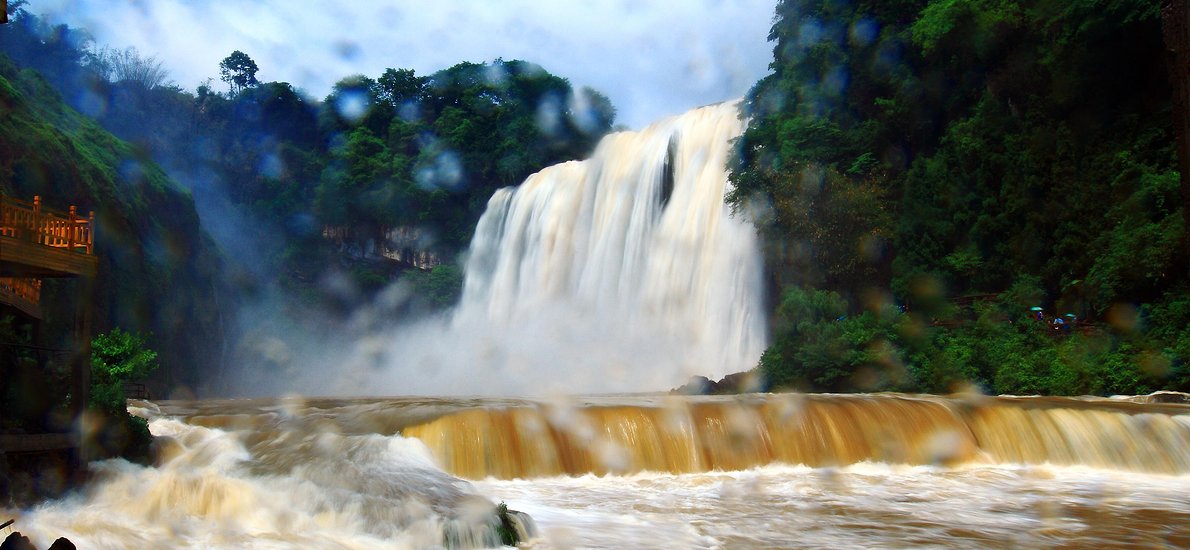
[260,153,284,179]
[798,19,826,49]
[1139,350,1171,378]
[874,37,905,75]
[398,100,421,122]
[335,90,369,122]
[1106,302,1139,332]
[858,233,886,264]
[567,89,600,135]
[536,94,563,137]
[822,65,849,97]
[285,212,317,237]
[923,429,965,464]
[798,165,826,196]
[483,63,508,87]
[910,274,945,303]
[377,6,403,26]
[168,385,196,400]
[247,335,293,369]
[119,159,147,187]
[595,438,629,473]
[685,46,717,90]
[415,150,463,191]
[725,405,758,447]
[279,393,307,419]
[334,40,361,61]
[850,18,879,47]
[76,88,108,118]
[321,269,361,304]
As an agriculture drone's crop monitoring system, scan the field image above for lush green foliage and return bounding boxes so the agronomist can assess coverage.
[88,328,158,461]
[90,328,159,414]
[761,285,1187,395]
[0,8,619,400]
[0,44,227,392]
[314,60,615,250]
[1,9,616,314]
[401,265,465,310]
[736,0,1188,395]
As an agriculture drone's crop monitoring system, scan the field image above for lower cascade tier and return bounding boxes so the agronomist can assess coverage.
[401,393,1190,479]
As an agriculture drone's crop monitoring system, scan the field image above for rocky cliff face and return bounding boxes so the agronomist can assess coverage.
[322,225,443,270]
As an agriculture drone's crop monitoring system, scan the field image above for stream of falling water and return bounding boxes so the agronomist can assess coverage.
[313,101,764,397]
[3,393,1187,549]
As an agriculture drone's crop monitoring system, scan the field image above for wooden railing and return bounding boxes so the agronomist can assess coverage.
[0,194,94,255]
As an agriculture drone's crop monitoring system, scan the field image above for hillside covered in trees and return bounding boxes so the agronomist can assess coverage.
[0,52,227,395]
[0,3,615,393]
[732,0,1190,395]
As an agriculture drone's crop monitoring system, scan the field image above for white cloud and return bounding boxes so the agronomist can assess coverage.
[36,0,775,129]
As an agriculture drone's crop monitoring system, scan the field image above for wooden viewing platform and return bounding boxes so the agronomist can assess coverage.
[0,193,95,468]
[0,194,97,281]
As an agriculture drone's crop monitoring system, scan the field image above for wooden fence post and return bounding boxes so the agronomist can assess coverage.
[32,195,40,244]
[69,205,77,252]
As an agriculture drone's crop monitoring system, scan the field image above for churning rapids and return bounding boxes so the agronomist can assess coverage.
[5,393,1190,548]
[5,103,1189,548]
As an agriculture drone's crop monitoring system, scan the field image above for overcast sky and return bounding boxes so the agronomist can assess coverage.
[35,0,777,129]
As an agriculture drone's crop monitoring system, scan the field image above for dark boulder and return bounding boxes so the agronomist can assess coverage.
[671,371,766,395]
[1,532,36,550]
[47,539,76,550]
[0,531,75,550]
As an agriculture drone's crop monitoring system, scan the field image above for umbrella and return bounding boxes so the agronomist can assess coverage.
[1030,306,1043,311]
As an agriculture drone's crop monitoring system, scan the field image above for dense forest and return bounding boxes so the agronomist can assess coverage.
[732,0,1190,395]
[0,2,614,394]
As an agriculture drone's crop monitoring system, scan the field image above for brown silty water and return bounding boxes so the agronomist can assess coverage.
[400,392,1190,549]
[3,392,1188,548]
[398,393,1190,479]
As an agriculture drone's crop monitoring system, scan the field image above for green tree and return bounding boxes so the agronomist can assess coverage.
[89,328,160,461]
[733,0,1187,396]
[394,264,465,311]
[90,328,159,414]
[219,50,259,94]
[377,67,428,111]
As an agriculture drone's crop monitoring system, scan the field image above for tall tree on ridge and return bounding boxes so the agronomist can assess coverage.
[219,50,258,95]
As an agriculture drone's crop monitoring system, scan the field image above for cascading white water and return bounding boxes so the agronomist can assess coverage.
[441,100,765,393]
[283,100,764,396]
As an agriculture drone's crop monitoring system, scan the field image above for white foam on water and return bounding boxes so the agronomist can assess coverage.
[475,463,1190,549]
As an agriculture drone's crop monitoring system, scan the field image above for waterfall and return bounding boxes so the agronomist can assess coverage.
[443,100,765,394]
[402,394,1190,479]
[16,395,1189,548]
